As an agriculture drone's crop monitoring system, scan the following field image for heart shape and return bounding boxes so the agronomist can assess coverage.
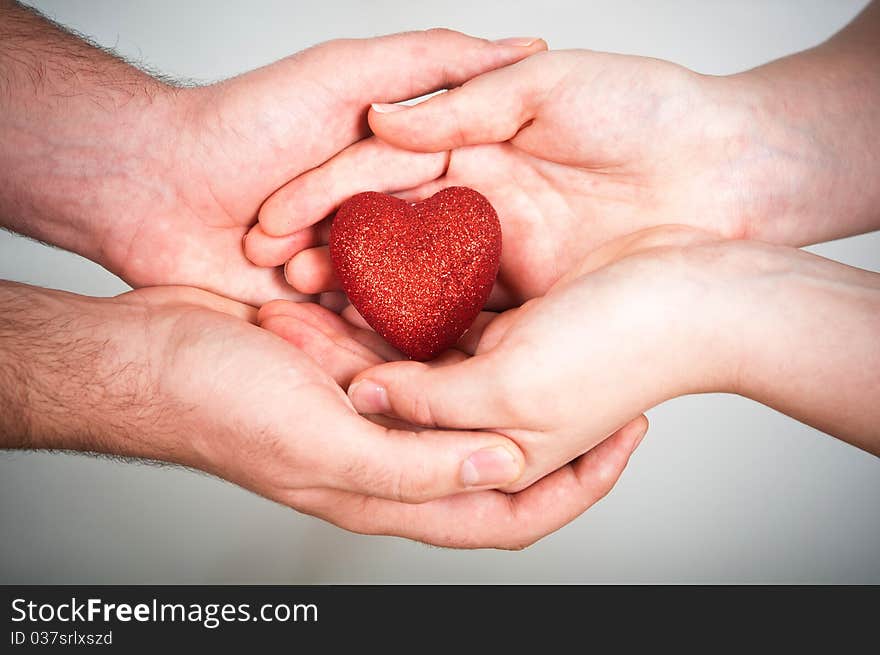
[329,187,502,361]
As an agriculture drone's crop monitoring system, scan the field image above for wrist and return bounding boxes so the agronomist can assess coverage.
[697,46,880,246]
[0,282,185,463]
[0,2,189,269]
[0,84,185,264]
[624,243,753,400]
[677,72,813,245]
[687,240,880,451]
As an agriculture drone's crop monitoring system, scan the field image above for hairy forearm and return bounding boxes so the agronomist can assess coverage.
[712,243,880,455]
[727,1,880,245]
[0,280,183,460]
[0,0,177,263]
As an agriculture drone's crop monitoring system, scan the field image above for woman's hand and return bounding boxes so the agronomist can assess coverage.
[256,5,880,308]
[257,298,648,548]
[255,50,744,307]
[335,226,880,491]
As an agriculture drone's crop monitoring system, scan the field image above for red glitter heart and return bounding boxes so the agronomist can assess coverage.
[330,187,502,361]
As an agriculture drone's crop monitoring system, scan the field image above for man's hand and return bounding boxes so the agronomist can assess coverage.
[256,3,880,308]
[0,1,545,303]
[0,281,648,549]
[256,299,648,548]
[0,282,531,511]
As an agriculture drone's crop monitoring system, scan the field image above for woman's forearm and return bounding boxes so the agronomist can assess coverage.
[725,1,880,246]
[714,242,880,455]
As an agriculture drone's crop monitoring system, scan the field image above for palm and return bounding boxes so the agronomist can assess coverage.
[257,294,649,548]
[404,54,735,306]
[110,193,291,306]
[271,51,743,309]
[119,286,386,499]
[413,143,635,306]
[105,58,386,305]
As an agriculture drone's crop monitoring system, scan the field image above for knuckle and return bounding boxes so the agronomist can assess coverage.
[389,457,437,504]
[502,541,530,552]
[409,391,437,428]
[490,366,535,426]
[338,496,388,536]
[343,450,434,504]
[369,465,404,500]
[257,299,286,323]
[337,456,389,495]
[389,466,416,503]
[495,539,531,553]
[319,37,350,51]
[422,27,458,41]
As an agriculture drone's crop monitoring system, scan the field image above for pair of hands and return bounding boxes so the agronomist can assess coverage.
[51,30,662,548]
[102,40,735,546]
[241,41,880,527]
[114,38,679,548]
[7,1,877,547]
[107,40,879,544]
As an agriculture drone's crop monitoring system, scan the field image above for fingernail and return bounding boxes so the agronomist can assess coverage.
[348,379,391,414]
[241,232,249,249]
[371,102,408,114]
[493,37,539,47]
[460,446,520,487]
[283,259,294,286]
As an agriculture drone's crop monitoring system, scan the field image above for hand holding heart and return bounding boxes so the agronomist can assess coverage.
[255,299,648,548]
[268,226,718,494]
[249,49,746,498]
[32,29,545,306]
[247,44,880,519]
[249,49,784,308]
[6,0,880,552]
[264,222,880,500]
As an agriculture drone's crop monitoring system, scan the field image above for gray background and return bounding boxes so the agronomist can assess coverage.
[1,0,878,583]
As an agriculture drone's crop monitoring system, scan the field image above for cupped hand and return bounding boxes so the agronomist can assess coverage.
[253,50,765,308]
[259,298,648,548]
[101,31,545,304]
[339,226,730,492]
[108,286,528,509]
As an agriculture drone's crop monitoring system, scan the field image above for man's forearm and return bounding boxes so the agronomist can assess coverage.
[0,280,179,460]
[0,0,177,263]
[729,1,880,245]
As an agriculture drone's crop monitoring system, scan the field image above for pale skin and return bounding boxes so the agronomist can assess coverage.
[254,2,880,309]
[331,227,880,491]
[2,0,644,548]
[2,0,879,551]
[253,5,880,488]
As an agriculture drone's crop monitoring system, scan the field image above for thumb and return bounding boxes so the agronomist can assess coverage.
[348,354,516,430]
[368,51,561,152]
[321,415,526,503]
